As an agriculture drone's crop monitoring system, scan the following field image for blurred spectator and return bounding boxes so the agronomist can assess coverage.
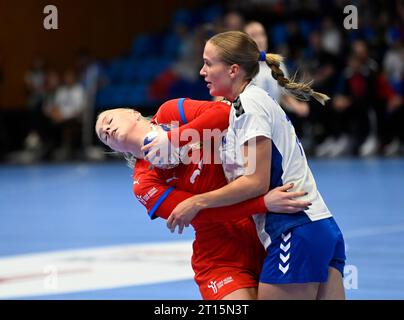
[351,39,380,156]
[376,72,404,156]
[324,52,378,157]
[285,21,306,63]
[383,38,404,94]
[149,24,211,103]
[320,16,342,56]
[7,0,404,163]
[25,69,61,161]
[75,48,106,160]
[23,57,46,152]
[76,49,102,95]
[24,56,46,111]
[222,11,245,32]
[303,30,341,155]
[244,20,309,139]
[380,33,404,155]
[45,69,86,160]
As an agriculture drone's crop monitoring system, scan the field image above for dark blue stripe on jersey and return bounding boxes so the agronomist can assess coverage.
[149,187,175,220]
[269,141,284,189]
[178,98,187,124]
[265,142,310,241]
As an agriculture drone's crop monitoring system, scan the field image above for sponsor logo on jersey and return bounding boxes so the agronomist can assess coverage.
[208,280,218,294]
[136,187,158,206]
[207,276,234,294]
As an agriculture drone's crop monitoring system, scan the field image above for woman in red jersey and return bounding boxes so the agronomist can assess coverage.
[95,98,310,299]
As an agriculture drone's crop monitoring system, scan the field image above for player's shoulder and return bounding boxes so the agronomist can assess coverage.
[184,98,230,110]
[134,159,153,175]
[237,84,276,116]
[158,98,181,113]
[241,83,273,105]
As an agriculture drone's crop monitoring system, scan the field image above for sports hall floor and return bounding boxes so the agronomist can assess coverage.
[1,158,403,299]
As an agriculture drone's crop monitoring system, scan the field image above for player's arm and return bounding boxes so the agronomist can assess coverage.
[169,107,276,210]
[195,136,271,208]
[133,161,268,222]
[166,101,230,147]
[167,138,310,232]
[142,100,229,157]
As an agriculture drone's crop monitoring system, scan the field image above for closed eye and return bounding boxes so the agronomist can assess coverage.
[105,117,113,141]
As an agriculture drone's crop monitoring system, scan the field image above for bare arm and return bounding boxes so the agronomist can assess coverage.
[192,136,272,209]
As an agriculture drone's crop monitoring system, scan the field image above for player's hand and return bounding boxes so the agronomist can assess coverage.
[167,197,200,234]
[141,127,180,169]
[141,126,171,157]
[264,183,311,213]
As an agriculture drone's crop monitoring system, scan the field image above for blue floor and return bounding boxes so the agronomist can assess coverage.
[1,158,404,299]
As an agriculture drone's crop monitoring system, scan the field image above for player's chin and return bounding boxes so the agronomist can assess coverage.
[115,134,131,153]
[209,87,219,96]
[210,86,224,98]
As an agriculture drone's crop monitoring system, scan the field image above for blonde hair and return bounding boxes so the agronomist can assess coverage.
[95,108,141,169]
[208,31,330,105]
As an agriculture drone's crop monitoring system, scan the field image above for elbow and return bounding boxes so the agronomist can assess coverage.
[257,182,270,195]
[249,179,270,196]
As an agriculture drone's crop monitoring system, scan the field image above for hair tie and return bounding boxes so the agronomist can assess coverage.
[259,51,266,62]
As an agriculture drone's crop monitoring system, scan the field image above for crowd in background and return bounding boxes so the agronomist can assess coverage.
[2,0,404,163]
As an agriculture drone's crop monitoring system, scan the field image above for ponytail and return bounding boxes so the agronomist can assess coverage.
[263,53,330,105]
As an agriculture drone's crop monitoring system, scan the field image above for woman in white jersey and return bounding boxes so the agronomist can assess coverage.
[244,21,309,119]
[146,31,346,300]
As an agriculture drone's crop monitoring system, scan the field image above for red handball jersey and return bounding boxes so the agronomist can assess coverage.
[133,98,267,299]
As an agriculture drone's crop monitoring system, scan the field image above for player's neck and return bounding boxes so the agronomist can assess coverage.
[228,79,250,102]
[128,119,153,158]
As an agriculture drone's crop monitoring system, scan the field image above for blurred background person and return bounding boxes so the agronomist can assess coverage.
[22,56,46,154]
[244,20,310,140]
[44,69,86,161]
[2,0,404,162]
[222,10,245,32]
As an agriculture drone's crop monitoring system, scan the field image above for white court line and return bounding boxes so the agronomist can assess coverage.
[2,222,403,299]
[0,241,194,299]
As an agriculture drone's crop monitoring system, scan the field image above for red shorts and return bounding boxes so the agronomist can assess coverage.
[192,218,266,300]
[196,266,259,300]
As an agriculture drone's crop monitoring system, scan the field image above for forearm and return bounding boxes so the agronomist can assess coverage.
[193,195,266,224]
[135,167,267,221]
[193,136,271,209]
[192,174,267,209]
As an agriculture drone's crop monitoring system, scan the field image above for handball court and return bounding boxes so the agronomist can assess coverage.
[0,158,403,300]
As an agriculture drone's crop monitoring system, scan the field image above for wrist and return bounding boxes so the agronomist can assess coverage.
[259,196,269,212]
[193,195,209,210]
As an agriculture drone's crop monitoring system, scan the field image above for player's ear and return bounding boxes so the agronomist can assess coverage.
[229,64,240,79]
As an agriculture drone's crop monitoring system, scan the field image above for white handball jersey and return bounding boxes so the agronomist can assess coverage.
[253,61,288,102]
[220,82,332,249]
